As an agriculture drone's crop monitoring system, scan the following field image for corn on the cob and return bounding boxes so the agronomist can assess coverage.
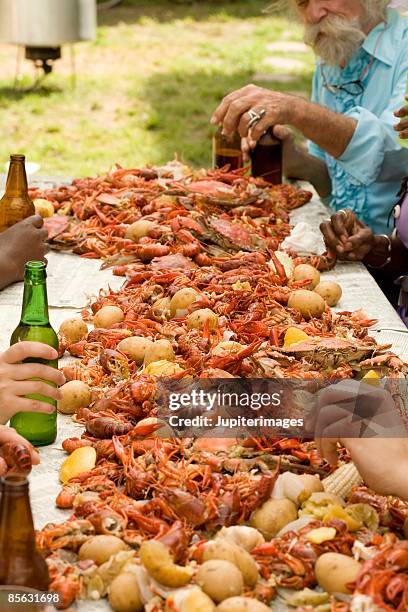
[322,462,363,499]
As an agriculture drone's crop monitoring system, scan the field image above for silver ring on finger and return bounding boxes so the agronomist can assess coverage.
[338,209,348,219]
[247,108,266,129]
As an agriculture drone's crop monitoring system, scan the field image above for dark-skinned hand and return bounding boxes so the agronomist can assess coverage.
[394,95,408,140]
[319,209,375,262]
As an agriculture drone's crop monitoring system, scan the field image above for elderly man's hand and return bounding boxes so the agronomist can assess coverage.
[320,210,375,261]
[211,84,298,144]
[394,95,408,140]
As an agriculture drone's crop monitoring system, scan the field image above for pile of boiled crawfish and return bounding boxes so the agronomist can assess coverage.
[26,164,408,611]
[0,441,32,476]
[30,163,333,273]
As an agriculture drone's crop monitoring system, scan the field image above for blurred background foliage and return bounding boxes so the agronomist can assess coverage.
[0,0,314,176]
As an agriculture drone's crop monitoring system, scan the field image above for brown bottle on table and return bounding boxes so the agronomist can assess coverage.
[251,130,283,185]
[0,154,35,232]
[213,128,243,170]
[0,475,50,594]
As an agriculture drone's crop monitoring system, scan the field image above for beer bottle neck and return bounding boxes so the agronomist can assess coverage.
[0,478,36,555]
[5,157,28,196]
[20,262,50,325]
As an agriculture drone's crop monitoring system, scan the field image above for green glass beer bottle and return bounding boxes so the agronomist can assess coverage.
[10,261,58,446]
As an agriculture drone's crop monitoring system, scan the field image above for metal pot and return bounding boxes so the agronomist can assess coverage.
[0,0,96,46]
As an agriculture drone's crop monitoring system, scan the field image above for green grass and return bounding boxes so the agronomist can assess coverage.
[0,1,314,176]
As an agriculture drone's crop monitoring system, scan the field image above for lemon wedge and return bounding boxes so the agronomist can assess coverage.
[34,198,54,218]
[284,327,310,347]
[362,370,381,387]
[60,446,96,484]
[143,360,184,377]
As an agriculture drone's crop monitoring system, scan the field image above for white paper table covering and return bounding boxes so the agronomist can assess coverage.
[0,190,406,611]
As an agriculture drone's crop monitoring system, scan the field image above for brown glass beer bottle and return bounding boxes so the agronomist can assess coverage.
[0,475,50,591]
[0,154,35,232]
[213,128,243,171]
[251,130,283,185]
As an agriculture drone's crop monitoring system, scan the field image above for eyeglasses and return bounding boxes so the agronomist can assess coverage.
[320,66,365,97]
[322,79,365,97]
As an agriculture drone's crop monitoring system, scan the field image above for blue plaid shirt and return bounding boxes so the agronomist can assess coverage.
[309,9,408,234]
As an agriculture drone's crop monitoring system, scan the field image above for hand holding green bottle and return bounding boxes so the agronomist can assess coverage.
[0,342,65,425]
[10,261,62,446]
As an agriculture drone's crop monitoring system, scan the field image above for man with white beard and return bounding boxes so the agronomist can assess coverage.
[211,0,408,235]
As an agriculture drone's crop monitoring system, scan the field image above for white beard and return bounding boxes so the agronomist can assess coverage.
[304,14,366,66]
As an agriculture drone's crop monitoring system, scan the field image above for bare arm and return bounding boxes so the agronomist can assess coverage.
[289,98,357,159]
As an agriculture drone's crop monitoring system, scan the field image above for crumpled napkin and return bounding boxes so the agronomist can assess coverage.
[155,159,189,185]
[281,221,326,256]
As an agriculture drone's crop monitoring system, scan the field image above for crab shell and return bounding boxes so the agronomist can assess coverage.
[176,179,262,207]
[44,214,71,240]
[280,338,391,368]
[199,215,267,252]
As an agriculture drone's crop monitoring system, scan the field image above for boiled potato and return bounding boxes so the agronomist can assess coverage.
[187,308,218,331]
[297,474,324,504]
[57,380,92,415]
[288,290,325,320]
[314,281,342,307]
[170,288,200,317]
[216,526,265,552]
[152,297,171,318]
[34,198,54,218]
[125,219,157,242]
[293,264,320,289]
[60,446,96,484]
[170,588,216,612]
[217,597,271,612]
[196,560,243,604]
[108,572,143,612]
[315,552,361,594]
[144,339,175,365]
[79,535,127,566]
[59,318,88,344]
[117,336,153,365]
[250,498,298,540]
[202,540,259,586]
[93,305,124,329]
[140,540,193,588]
